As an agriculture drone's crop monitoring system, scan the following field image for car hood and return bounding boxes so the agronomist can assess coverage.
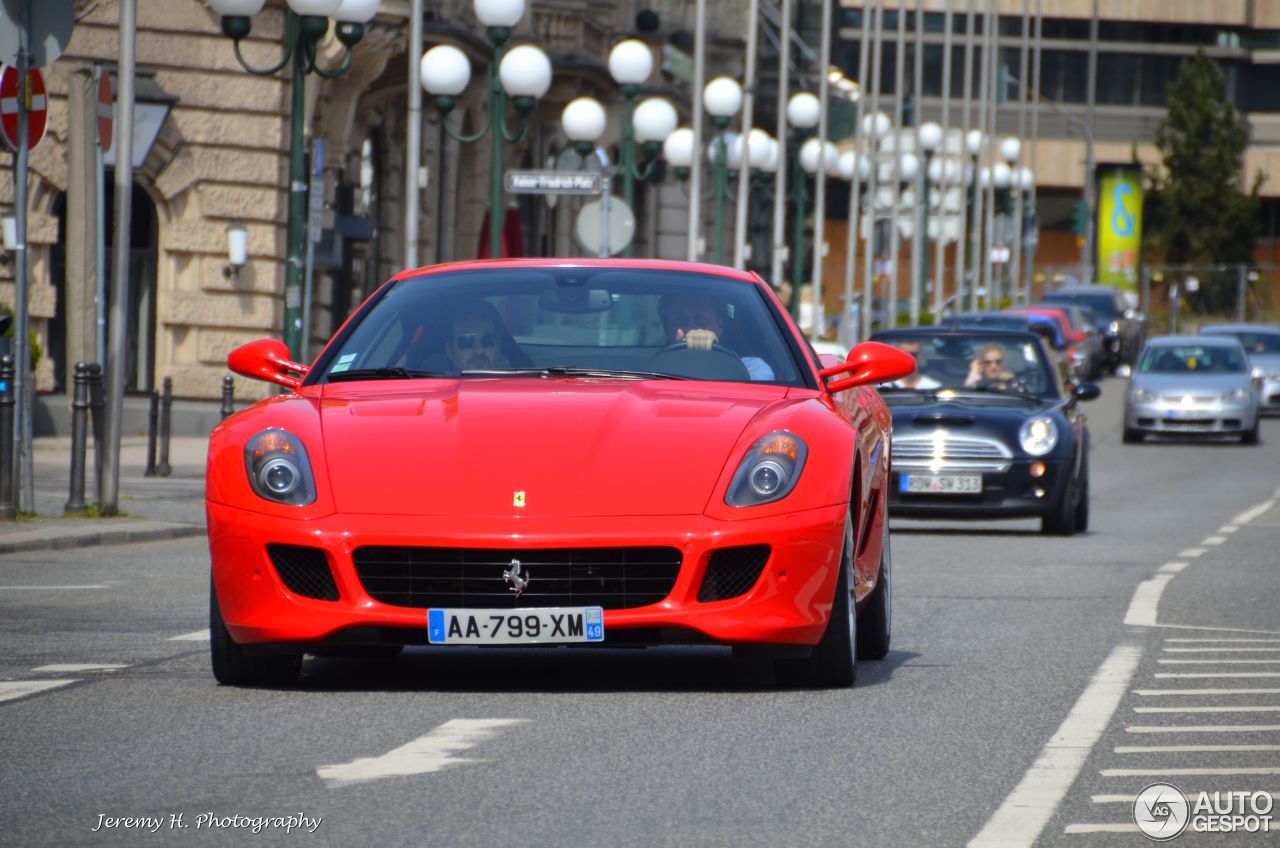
[318,379,789,516]
[1130,373,1251,395]
[885,393,1055,434]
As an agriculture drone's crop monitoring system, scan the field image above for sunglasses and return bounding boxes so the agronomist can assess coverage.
[982,357,1003,365]
[453,332,498,350]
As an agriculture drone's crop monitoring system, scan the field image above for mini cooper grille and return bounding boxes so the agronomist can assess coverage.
[891,434,1013,473]
[352,546,682,610]
[697,545,770,602]
[267,544,339,601]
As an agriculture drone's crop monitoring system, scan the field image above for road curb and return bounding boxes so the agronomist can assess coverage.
[0,523,206,555]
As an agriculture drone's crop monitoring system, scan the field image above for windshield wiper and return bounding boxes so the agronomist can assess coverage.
[325,367,449,382]
[460,366,684,380]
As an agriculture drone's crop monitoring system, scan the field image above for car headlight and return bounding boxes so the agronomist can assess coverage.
[1131,386,1157,403]
[1108,321,1120,335]
[1019,416,1059,456]
[1252,366,1265,381]
[244,429,316,506]
[725,432,808,507]
[1222,386,1250,403]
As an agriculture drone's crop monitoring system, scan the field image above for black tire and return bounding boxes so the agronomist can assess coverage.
[1073,458,1090,533]
[1122,427,1142,444]
[857,517,892,661]
[1041,467,1078,536]
[775,506,857,688]
[210,579,302,687]
[1242,419,1260,445]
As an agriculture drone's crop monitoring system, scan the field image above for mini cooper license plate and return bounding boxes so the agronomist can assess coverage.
[900,474,982,495]
[427,607,605,645]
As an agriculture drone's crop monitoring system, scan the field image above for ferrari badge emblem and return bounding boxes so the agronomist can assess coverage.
[503,559,529,598]
[513,490,526,507]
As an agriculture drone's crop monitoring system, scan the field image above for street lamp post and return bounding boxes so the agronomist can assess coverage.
[1000,136,1023,304]
[703,76,743,265]
[784,92,820,318]
[964,129,985,311]
[797,137,838,323]
[912,121,943,326]
[421,0,552,260]
[607,39,673,258]
[208,0,382,361]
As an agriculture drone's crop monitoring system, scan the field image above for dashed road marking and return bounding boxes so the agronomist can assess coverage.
[1166,638,1280,643]
[1093,792,1280,804]
[31,664,126,673]
[169,630,210,641]
[1134,688,1280,695]
[1159,659,1280,664]
[1127,725,1280,734]
[1124,575,1173,627]
[1177,547,1206,558]
[1102,767,1280,777]
[1064,823,1137,834]
[1158,561,1189,575]
[0,680,77,704]
[0,585,109,591]
[1134,706,1280,714]
[1157,672,1280,678]
[1202,536,1226,545]
[1115,744,1280,753]
[1231,499,1275,525]
[1163,647,1280,653]
[1218,525,1240,534]
[317,719,529,788]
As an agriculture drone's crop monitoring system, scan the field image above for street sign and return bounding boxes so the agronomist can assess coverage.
[0,64,46,150]
[0,0,75,67]
[505,170,602,195]
[96,67,113,152]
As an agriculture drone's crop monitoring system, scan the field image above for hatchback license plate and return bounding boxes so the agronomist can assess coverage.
[427,607,604,645]
[900,474,982,495]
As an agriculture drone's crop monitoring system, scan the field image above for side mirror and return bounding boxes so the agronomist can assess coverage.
[228,338,309,390]
[819,341,916,394]
[1073,381,1102,401]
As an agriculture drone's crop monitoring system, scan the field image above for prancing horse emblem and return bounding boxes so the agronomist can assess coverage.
[503,558,529,598]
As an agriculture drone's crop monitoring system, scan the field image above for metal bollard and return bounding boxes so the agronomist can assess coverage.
[65,362,90,514]
[220,375,235,420]
[144,390,159,477]
[157,376,173,477]
[0,354,14,520]
[87,363,105,493]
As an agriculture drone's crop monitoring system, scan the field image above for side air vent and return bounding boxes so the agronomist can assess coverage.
[697,545,770,602]
[267,544,340,601]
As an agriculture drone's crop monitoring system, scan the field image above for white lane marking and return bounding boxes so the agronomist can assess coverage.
[1231,499,1275,525]
[1127,725,1280,734]
[169,630,211,642]
[1064,823,1137,834]
[1093,792,1280,804]
[31,664,126,673]
[1103,767,1280,777]
[1202,536,1226,546]
[0,585,110,591]
[1163,647,1280,653]
[1116,744,1280,753]
[1149,624,1280,635]
[1135,706,1280,714]
[1135,688,1280,695]
[1124,575,1173,627]
[1159,659,1280,664]
[1177,548,1206,558]
[1219,525,1240,534]
[316,719,528,787]
[0,679,77,704]
[1158,562,1189,575]
[1166,638,1280,643]
[1157,672,1280,678]
[967,644,1143,848]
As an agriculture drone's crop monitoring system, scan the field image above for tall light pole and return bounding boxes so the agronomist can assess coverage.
[1000,136,1023,305]
[208,0,382,361]
[421,0,552,260]
[608,39,655,257]
[912,121,943,325]
[704,76,744,265]
[786,91,821,319]
[964,128,985,311]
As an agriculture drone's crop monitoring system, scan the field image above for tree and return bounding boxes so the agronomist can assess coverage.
[1146,51,1262,280]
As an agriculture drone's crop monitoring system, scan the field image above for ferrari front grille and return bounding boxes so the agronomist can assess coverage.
[352,546,682,610]
[697,545,770,602]
[891,433,1013,473]
[267,544,340,601]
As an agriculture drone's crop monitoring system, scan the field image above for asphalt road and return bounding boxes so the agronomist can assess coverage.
[2,378,1279,848]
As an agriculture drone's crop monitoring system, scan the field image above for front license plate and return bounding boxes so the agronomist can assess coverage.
[900,474,982,495]
[427,607,604,645]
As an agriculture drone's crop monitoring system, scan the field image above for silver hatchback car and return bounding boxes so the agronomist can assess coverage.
[1124,335,1260,444]
[1199,323,1280,416]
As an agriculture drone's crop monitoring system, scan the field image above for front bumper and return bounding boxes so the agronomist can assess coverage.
[1126,399,1257,434]
[208,501,848,650]
[887,459,1071,519]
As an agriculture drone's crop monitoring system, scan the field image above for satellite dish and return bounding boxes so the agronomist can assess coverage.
[576,196,635,256]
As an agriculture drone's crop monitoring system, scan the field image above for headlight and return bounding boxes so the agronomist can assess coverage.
[725,432,808,507]
[244,429,316,506]
[1222,386,1250,403]
[1131,386,1157,403]
[1252,366,1265,381]
[1019,416,1059,456]
[1108,321,1120,335]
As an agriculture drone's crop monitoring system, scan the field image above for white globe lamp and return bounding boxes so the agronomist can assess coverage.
[498,44,552,112]
[787,92,821,130]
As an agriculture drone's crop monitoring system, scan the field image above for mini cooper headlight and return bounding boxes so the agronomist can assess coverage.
[1222,386,1250,403]
[726,432,808,508]
[1019,416,1059,457]
[244,429,316,506]
[1131,386,1157,404]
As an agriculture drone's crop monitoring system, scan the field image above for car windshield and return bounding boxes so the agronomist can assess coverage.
[870,332,1057,397]
[1205,331,1280,355]
[1137,344,1247,374]
[309,267,808,386]
[1045,292,1118,321]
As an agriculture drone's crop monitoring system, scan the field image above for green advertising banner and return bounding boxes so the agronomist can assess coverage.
[1096,167,1143,291]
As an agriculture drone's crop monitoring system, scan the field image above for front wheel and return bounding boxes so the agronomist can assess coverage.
[1242,418,1260,445]
[1122,426,1142,444]
[776,506,857,688]
[857,516,892,660]
[1041,470,1079,536]
[210,579,302,687]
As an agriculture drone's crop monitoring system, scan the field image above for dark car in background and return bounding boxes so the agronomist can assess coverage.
[1199,323,1280,415]
[1041,285,1145,372]
[872,328,1099,535]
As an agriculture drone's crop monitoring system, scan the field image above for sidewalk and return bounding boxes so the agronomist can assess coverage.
[0,435,209,554]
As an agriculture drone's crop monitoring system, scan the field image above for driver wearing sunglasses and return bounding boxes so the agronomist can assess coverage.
[445,303,507,372]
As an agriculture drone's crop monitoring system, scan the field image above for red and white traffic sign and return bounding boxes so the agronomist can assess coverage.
[96,69,113,152]
[0,65,48,151]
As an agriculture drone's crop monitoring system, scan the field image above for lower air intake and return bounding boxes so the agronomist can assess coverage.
[267,544,340,601]
[697,545,770,602]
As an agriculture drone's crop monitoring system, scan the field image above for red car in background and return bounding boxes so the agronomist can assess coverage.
[206,259,914,689]
[1006,305,1092,378]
